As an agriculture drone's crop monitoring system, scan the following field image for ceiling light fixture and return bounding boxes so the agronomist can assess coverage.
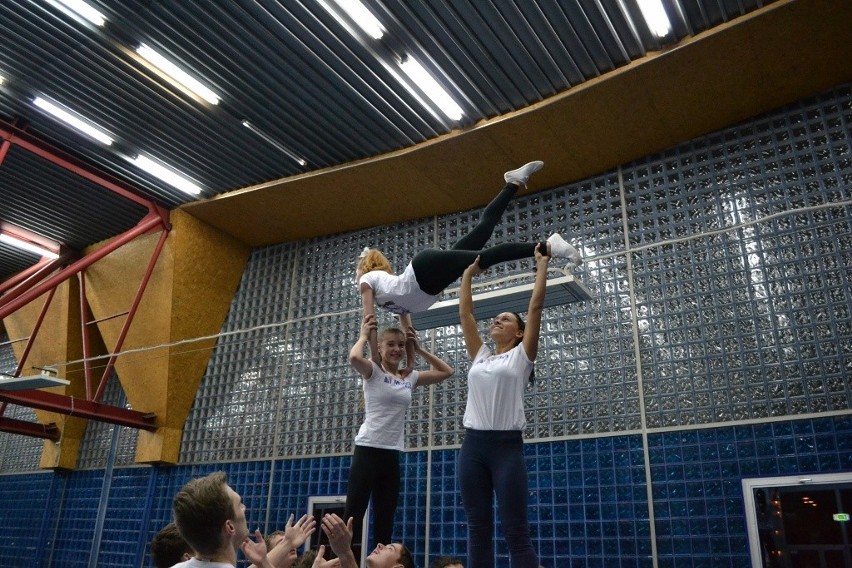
[242,120,307,166]
[0,368,70,390]
[636,0,672,38]
[329,0,385,39]
[32,96,114,145]
[130,154,203,196]
[47,0,106,27]
[410,275,593,329]
[398,55,464,121]
[136,43,220,105]
[0,233,60,260]
[316,0,360,40]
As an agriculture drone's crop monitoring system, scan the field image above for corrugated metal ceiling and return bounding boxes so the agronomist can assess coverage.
[1,0,774,281]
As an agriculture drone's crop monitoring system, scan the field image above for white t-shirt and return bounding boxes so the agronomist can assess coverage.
[170,558,233,568]
[355,361,420,450]
[358,263,437,315]
[463,343,532,431]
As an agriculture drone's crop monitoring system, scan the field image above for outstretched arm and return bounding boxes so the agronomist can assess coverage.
[311,545,341,568]
[321,514,358,568]
[349,314,378,379]
[359,283,381,365]
[261,514,316,568]
[407,326,455,386]
[242,529,273,568]
[459,257,484,359]
[522,244,549,361]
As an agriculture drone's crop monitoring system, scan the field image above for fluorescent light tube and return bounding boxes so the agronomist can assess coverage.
[0,234,60,260]
[33,96,113,145]
[330,0,384,39]
[398,56,463,121]
[242,120,307,166]
[136,43,220,105]
[48,0,106,27]
[131,154,203,196]
[637,0,672,38]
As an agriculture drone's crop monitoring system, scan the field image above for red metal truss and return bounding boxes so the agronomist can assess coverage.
[0,416,60,441]
[0,390,156,431]
[0,119,169,439]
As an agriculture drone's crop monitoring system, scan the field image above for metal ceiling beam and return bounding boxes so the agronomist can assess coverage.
[0,212,167,320]
[13,287,56,378]
[0,416,61,441]
[0,120,168,437]
[0,389,157,431]
[0,255,68,298]
[0,121,167,217]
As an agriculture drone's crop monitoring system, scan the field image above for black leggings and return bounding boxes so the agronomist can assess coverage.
[344,445,400,548]
[411,183,546,295]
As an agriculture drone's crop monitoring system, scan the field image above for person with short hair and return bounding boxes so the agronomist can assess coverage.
[430,556,465,568]
[171,472,315,568]
[264,514,316,568]
[171,471,264,567]
[315,514,415,568]
[150,522,193,568]
[265,530,286,551]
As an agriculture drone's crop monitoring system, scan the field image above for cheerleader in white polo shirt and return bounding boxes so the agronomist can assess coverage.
[356,161,582,375]
[457,245,550,568]
[344,313,454,549]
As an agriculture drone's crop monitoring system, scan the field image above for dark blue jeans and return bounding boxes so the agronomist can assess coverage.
[459,429,538,568]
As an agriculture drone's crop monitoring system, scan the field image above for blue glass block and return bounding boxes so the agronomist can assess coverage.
[739,460,759,476]
[818,453,841,471]
[757,459,781,476]
[797,455,819,471]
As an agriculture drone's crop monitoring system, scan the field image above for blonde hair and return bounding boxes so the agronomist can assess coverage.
[379,326,405,343]
[357,249,393,274]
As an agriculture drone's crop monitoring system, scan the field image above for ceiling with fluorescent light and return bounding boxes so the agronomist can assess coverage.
[1,0,851,287]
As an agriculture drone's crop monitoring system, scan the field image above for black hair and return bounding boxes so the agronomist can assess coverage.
[510,312,535,384]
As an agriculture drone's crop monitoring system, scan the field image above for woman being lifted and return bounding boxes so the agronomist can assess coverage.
[356,161,581,374]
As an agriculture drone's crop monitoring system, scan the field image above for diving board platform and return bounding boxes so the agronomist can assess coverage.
[410,274,593,329]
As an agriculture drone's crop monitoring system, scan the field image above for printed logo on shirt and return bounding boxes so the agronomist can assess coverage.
[475,352,512,366]
[383,375,412,389]
[380,301,409,315]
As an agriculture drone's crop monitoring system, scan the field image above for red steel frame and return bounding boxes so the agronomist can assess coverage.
[0,120,167,435]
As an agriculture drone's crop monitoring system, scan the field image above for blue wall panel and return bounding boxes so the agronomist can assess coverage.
[649,415,852,568]
[51,470,104,568]
[0,472,60,565]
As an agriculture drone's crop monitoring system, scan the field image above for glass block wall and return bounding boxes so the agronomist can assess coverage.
[0,82,850,567]
[0,333,45,472]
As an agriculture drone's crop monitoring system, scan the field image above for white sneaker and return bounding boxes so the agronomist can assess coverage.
[504,161,544,186]
[546,233,583,266]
